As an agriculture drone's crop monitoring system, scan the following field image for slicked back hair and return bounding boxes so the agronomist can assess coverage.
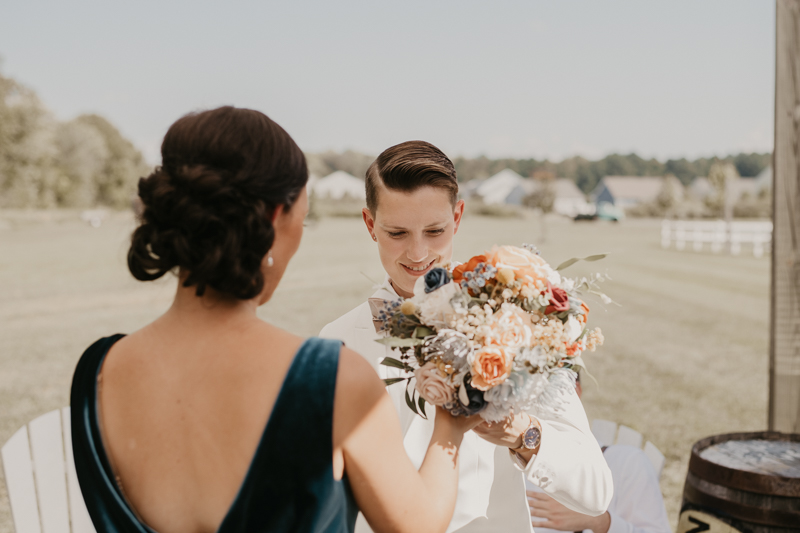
[365,140,459,214]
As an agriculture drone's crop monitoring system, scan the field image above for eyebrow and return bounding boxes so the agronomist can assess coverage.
[379,222,448,231]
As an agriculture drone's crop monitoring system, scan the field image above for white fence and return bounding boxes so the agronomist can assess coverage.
[661,220,773,258]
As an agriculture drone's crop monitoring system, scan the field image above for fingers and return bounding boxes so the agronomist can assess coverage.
[526,490,552,501]
[529,506,550,518]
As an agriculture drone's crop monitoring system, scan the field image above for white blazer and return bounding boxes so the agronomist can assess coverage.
[320,278,613,533]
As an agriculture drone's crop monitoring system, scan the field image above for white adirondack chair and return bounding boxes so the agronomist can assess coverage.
[590,419,666,479]
[1,408,96,533]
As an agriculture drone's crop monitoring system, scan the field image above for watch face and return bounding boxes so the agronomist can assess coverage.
[523,426,541,449]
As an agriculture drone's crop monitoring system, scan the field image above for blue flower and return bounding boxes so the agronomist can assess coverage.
[424,267,451,293]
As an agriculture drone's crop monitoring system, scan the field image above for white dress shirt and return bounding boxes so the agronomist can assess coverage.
[320,277,613,533]
[529,445,671,533]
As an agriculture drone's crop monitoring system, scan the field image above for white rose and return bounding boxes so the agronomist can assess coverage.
[564,315,583,343]
[414,282,460,329]
[415,362,454,406]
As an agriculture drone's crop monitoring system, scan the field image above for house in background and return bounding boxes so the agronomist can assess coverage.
[312,170,366,200]
[465,168,592,215]
[553,179,592,216]
[688,169,771,202]
[473,169,535,205]
[688,176,713,200]
[592,176,684,209]
[754,166,772,194]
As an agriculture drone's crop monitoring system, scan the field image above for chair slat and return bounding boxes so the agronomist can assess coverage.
[644,441,665,480]
[29,410,70,533]
[61,407,95,533]
[590,419,618,448]
[1,426,43,533]
[616,425,643,448]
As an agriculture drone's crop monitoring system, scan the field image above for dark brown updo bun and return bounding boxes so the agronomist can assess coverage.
[128,106,307,299]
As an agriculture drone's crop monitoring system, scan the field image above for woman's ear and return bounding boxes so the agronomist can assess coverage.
[362,207,377,241]
[271,205,284,225]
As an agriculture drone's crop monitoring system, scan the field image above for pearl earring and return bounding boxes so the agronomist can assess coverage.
[267,252,274,267]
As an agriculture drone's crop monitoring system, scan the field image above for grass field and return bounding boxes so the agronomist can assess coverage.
[0,210,770,532]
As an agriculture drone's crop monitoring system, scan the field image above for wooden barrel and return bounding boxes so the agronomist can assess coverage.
[679,431,800,533]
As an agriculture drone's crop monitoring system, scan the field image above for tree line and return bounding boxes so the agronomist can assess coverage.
[308,150,770,194]
[0,67,770,209]
[0,70,148,209]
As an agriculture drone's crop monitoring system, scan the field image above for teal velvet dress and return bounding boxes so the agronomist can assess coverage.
[71,335,359,533]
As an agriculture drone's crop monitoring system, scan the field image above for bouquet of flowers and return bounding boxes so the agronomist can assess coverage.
[375,245,610,422]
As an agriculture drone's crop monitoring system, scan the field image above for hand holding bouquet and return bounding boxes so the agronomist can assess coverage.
[375,245,610,423]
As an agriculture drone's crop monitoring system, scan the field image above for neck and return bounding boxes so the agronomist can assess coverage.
[162,278,260,329]
[390,279,414,299]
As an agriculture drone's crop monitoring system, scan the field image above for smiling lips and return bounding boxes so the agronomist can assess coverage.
[401,258,435,276]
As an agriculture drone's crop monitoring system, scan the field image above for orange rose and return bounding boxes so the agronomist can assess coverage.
[484,245,548,285]
[452,254,487,282]
[470,346,513,391]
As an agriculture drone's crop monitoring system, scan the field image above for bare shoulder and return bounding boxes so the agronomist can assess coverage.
[332,345,392,449]
[336,345,385,399]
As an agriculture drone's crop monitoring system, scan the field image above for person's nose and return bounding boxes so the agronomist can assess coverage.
[407,236,428,263]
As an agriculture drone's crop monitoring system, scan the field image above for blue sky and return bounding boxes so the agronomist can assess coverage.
[1,1,775,164]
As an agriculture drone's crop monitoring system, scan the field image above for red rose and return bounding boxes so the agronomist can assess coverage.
[545,282,570,314]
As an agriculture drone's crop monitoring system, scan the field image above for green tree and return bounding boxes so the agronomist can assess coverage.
[74,114,150,207]
[0,71,59,207]
[0,68,148,208]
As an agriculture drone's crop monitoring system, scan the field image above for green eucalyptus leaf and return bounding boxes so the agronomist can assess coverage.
[555,253,608,271]
[405,387,420,415]
[417,396,428,420]
[413,326,435,339]
[376,337,425,348]
[383,377,407,386]
[380,357,408,369]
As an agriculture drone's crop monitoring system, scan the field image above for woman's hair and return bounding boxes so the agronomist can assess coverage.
[128,106,308,300]
[365,140,458,214]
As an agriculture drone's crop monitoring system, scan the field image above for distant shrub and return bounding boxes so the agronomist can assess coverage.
[0,71,148,209]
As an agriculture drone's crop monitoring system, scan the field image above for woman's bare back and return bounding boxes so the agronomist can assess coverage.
[97,313,303,533]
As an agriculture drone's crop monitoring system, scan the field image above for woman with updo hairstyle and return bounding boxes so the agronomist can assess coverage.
[70,106,479,533]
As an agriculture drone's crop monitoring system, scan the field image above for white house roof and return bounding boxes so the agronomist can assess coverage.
[691,175,764,200]
[553,179,585,199]
[313,171,366,200]
[597,176,663,202]
[476,169,528,204]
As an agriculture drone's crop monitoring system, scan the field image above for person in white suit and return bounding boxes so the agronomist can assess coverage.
[528,375,671,533]
[321,141,613,533]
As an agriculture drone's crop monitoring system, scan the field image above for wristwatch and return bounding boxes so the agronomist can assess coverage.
[514,417,542,452]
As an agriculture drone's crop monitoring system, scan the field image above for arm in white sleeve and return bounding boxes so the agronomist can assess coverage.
[512,386,613,516]
[603,446,672,533]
